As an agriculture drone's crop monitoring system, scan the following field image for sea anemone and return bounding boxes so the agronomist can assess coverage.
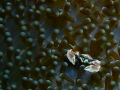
[0,0,120,90]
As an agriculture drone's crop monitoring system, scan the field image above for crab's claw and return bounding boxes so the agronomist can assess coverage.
[84,60,101,72]
[67,49,79,65]
[84,65,101,72]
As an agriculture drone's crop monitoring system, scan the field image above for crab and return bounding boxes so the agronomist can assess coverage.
[67,49,101,72]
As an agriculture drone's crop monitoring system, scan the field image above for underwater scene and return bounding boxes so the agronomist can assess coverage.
[0,0,120,90]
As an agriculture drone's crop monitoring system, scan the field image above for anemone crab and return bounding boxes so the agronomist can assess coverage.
[67,46,101,72]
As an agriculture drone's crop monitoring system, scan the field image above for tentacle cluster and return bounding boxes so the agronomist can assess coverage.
[0,0,120,90]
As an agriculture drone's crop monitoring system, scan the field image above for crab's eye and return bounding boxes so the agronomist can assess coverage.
[84,59,88,63]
